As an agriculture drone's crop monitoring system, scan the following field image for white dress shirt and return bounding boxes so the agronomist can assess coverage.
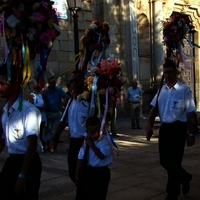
[1,98,42,154]
[61,99,89,138]
[78,135,113,167]
[151,81,196,123]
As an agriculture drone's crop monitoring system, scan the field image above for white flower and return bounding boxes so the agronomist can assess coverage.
[90,67,98,74]
[26,28,36,41]
[6,14,20,28]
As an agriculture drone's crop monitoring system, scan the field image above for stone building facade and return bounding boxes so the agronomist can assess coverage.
[0,0,200,117]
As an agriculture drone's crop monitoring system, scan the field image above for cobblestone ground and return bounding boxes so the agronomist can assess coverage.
[1,118,200,200]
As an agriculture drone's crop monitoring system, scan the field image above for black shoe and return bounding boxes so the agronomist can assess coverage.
[132,126,136,129]
[164,195,178,200]
[182,175,192,195]
[137,126,142,129]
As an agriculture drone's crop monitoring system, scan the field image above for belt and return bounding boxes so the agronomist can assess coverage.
[130,102,140,104]
[9,154,25,159]
[47,110,60,113]
[162,121,186,125]
[70,137,85,140]
[9,152,39,158]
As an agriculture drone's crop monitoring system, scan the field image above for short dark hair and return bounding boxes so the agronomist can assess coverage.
[163,60,177,70]
[86,116,101,128]
[71,70,84,80]
[33,83,41,90]
[48,76,56,82]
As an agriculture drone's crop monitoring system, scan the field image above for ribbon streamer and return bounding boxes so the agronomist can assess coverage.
[100,88,109,136]
[89,75,98,117]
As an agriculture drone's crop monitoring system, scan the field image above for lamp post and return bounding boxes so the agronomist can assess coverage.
[67,0,82,70]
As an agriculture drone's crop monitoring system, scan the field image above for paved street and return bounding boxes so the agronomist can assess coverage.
[1,118,200,200]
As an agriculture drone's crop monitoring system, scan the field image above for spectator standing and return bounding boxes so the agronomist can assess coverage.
[42,76,67,148]
[28,83,46,149]
[146,60,196,200]
[75,116,113,200]
[126,80,142,129]
[0,64,42,200]
[49,70,90,199]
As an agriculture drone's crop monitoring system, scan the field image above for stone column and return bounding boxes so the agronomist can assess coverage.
[194,31,200,110]
[129,0,139,80]
[152,0,164,87]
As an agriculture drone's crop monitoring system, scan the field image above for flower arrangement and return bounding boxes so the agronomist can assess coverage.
[77,20,110,71]
[77,57,124,103]
[162,13,195,65]
[0,0,60,58]
[77,57,124,137]
[0,0,60,90]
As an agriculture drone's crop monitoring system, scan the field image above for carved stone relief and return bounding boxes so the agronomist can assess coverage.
[162,0,175,19]
[136,0,148,14]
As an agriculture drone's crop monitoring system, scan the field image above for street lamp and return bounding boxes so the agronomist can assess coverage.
[67,0,82,70]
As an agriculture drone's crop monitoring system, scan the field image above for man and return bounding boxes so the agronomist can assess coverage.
[126,79,142,129]
[146,60,196,200]
[49,70,90,200]
[0,64,42,200]
[42,76,67,148]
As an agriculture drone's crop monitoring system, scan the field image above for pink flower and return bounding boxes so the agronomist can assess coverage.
[34,12,46,22]
[41,2,49,9]
[39,29,57,44]
[108,87,114,94]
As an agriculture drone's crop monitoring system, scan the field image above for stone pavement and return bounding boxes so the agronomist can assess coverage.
[1,118,200,200]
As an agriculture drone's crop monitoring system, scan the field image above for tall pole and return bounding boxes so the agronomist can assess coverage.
[73,11,79,70]
[70,9,80,70]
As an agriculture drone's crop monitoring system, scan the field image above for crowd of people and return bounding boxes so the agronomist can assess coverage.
[0,60,198,200]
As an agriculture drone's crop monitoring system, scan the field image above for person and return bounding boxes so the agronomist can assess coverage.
[28,83,46,149]
[49,70,90,199]
[126,79,142,129]
[42,76,67,147]
[63,82,73,110]
[75,116,113,200]
[145,60,196,200]
[0,64,42,200]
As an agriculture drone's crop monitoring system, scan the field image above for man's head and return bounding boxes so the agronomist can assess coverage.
[163,60,177,85]
[0,63,21,99]
[48,76,56,89]
[86,116,101,140]
[33,83,41,93]
[131,80,138,89]
[69,70,84,95]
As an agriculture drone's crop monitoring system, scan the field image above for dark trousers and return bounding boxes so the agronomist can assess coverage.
[159,121,191,197]
[85,166,110,200]
[68,137,85,183]
[76,166,110,200]
[0,153,42,200]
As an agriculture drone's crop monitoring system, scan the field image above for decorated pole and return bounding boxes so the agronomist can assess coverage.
[0,0,60,95]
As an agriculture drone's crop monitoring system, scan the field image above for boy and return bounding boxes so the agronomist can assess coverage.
[75,116,113,200]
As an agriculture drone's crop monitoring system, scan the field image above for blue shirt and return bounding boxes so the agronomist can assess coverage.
[78,135,113,167]
[43,86,67,112]
[126,86,142,103]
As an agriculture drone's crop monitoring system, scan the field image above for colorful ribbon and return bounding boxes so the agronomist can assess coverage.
[89,75,98,117]
[100,88,109,136]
